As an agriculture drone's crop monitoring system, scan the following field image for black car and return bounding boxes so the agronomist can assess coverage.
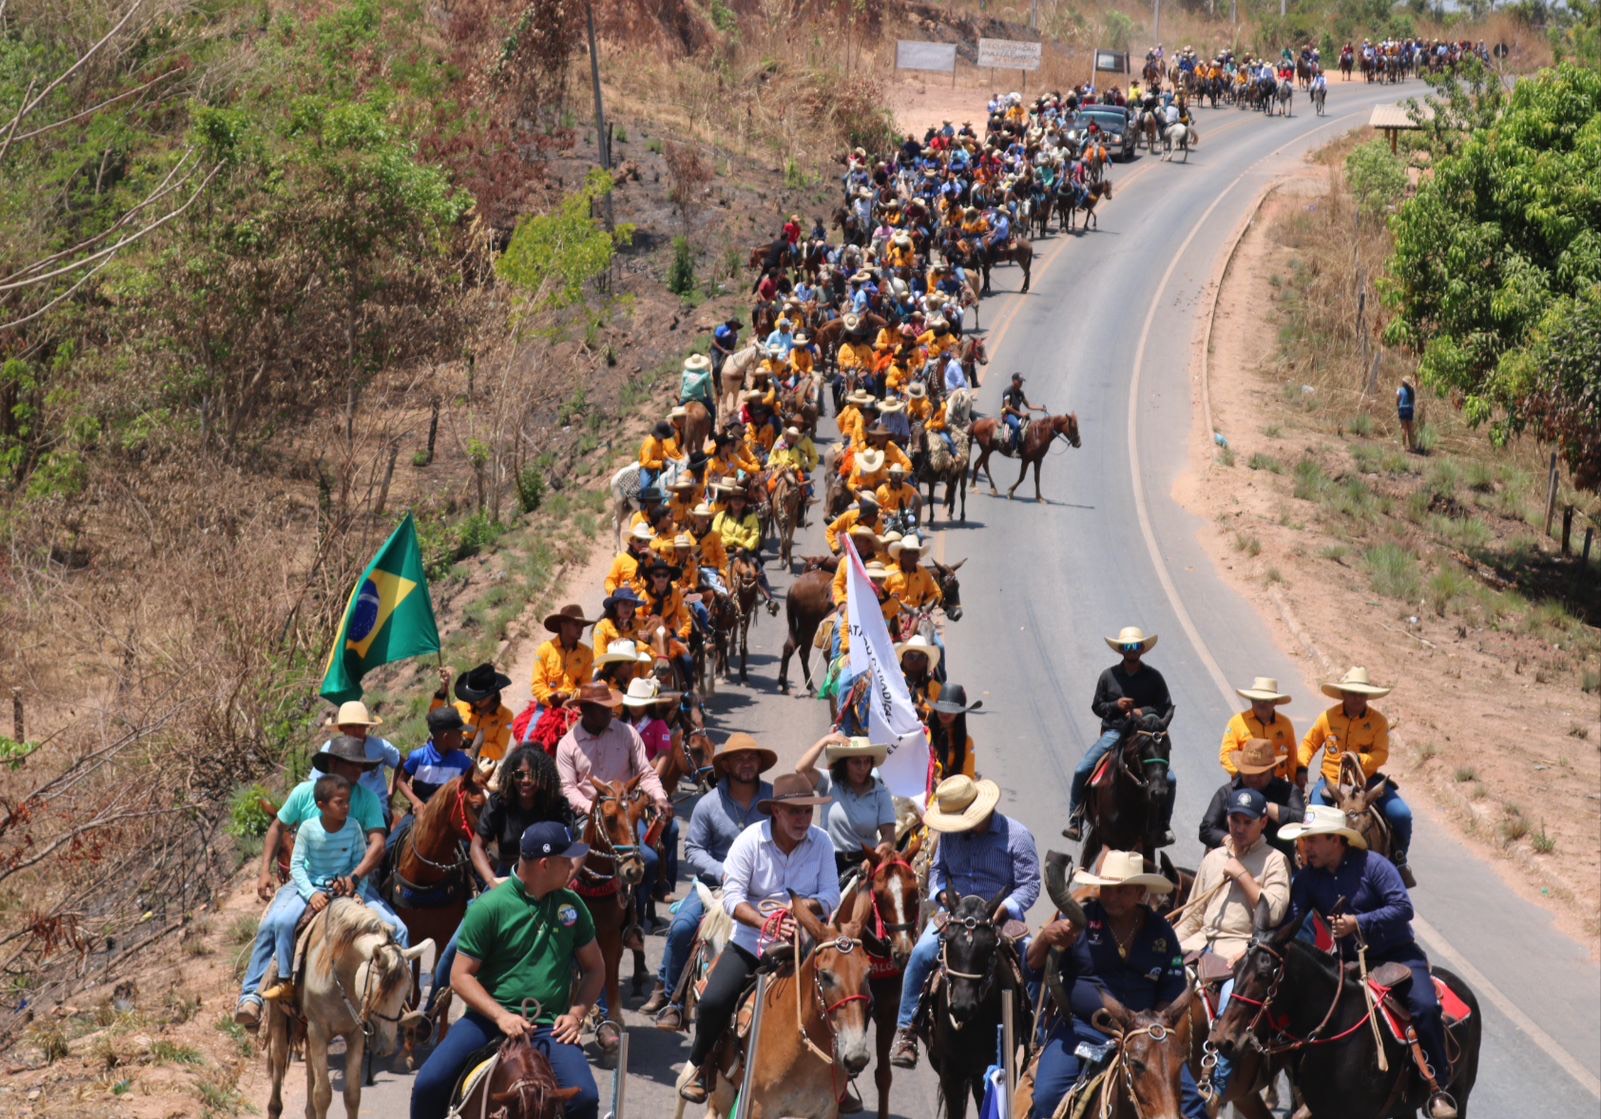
[1065,106,1135,161]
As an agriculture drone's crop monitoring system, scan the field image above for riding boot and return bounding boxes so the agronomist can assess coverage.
[1062,807,1085,843]
[640,982,670,1015]
[679,1062,713,1103]
[1154,781,1178,848]
[888,1027,920,1069]
[1392,849,1418,889]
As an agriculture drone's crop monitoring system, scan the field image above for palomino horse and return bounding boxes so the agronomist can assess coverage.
[264,899,432,1119]
[574,775,650,1056]
[1215,902,1482,1118]
[382,771,487,1062]
[451,1028,581,1119]
[969,412,1082,501]
[836,842,925,1119]
[719,345,762,422]
[673,900,880,1119]
[921,892,1032,1119]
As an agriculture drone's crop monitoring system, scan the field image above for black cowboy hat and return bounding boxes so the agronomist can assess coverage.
[603,586,645,612]
[314,734,381,772]
[455,663,512,703]
[930,684,984,716]
[640,559,683,581]
[637,485,666,504]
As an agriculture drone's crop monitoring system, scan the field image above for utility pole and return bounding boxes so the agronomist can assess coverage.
[1154,0,1161,41]
[584,0,615,234]
[1030,0,1038,30]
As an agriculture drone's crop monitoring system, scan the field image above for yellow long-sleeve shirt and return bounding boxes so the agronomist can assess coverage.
[906,397,935,426]
[1299,704,1390,785]
[713,509,761,553]
[428,697,513,763]
[874,481,920,516]
[531,638,594,705]
[837,594,902,653]
[769,438,818,474]
[825,507,879,553]
[885,565,942,609]
[593,616,645,664]
[837,341,875,374]
[1219,710,1299,780]
[848,462,888,494]
[642,587,693,640]
[638,434,680,472]
[604,550,644,595]
[690,528,728,575]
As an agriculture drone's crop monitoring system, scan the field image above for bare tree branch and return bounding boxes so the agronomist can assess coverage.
[6,65,183,146]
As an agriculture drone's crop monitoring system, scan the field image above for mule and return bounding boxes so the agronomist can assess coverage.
[573,775,650,1056]
[968,412,1082,501]
[264,899,432,1119]
[918,405,973,524]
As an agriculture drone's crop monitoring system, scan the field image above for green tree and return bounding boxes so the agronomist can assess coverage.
[496,170,633,308]
[1383,63,1601,492]
[1345,140,1408,222]
[1550,0,1601,66]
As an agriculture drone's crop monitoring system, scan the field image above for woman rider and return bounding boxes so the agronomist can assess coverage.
[619,678,682,911]
[1027,850,1206,1119]
[593,588,648,679]
[927,684,982,781]
[794,731,898,876]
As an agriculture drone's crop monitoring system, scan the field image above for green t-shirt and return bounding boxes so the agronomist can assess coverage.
[456,878,595,1022]
[277,777,386,834]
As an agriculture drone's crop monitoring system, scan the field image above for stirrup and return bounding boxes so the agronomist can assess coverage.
[1427,1091,1459,1119]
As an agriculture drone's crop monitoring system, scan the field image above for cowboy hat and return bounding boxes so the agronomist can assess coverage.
[793,332,809,345]
[455,663,511,703]
[1236,676,1291,704]
[666,476,699,493]
[845,390,876,407]
[712,732,778,775]
[602,586,645,612]
[672,532,695,550]
[853,490,880,509]
[878,398,906,415]
[846,524,881,546]
[864,561,891,581]
[1279,804,1368,849]
[894,633,942,671]
[683,353,711,372]
[907,382,927,399]
[857,448,886,473]
[327,700,382,728]
[825,736,889,766]
[930,683,983,716]
[783,425,801,440]
[923,775,1002,832]
[543,603,596,633]
[566,681,626,710]
[1104,626,1157,654]
[758,772,832,812]
[842,313,863,332]
[629,523,656,545]
[690,501,716,518]
[850,270,873,283]
[1320,666,1392,700]
[888,533,926,557]
[887,461,909,476]
[1077,850,1175,894]
[596,639,654,667]
[639,556,683,580]
[314,734,381,772]
[1229,737,1281,776]
[668,405,688,421]
[622,677,679,708]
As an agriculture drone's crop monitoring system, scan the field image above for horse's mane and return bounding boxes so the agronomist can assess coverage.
[318,898,404,993]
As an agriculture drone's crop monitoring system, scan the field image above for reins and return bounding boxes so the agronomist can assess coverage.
[755,907,871,1067]
[1227,939,1368,1054]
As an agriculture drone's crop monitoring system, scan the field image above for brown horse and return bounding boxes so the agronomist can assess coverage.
[1063,179,1113,232]
[729,550,763,683]
[1331,753,1397,861]
[383,771,487,1063]
[968,412,1082,500]
[770,468,806,566]
[574,775,650,1056]
[451,1029,582,1119]
[776,569,836,695]
[656,726,716,799]
[836,842,925,1119]
[812,312,886,374]
[977,237,1034,295]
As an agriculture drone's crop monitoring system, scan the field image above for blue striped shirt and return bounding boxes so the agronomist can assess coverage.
[289,815,367,900]
[929,813,1041,921]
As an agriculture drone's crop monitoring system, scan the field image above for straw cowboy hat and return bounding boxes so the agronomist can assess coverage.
[327,700,382,728]
[864,561,891,582]
[845,390,876,407]
[629,522,655,545]
[690,501,716,518]
[857,448,886,473]
[888,533,926,558]
[683,353,711,372]
[543,603,596,633]
[1229,738,1281,776]
[672,532,695,551]
[854,490,880,509]
[923,775,1002,832]
[895,633,942,671]
[1320,666,1392,700]
[1236,676,1291,705]
[842,312,863,332]
[1078,850,1175,894]
[877,398,905,416]
[759,772,832,812]
[666,475,698,492]
[668,405,689,421]
[1280,804,1368,849]
[825,736,890,766]
[907,382,928,399]
[1104,626,1158,654]
[712,731,778,776]
[566,680,626,710]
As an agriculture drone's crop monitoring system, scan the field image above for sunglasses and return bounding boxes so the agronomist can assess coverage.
[1122,643,1144,654]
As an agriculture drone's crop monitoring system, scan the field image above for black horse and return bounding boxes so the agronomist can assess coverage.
[1215,903,1482,1118]
[920,892,1032,1119]
[1079,717,1173,872]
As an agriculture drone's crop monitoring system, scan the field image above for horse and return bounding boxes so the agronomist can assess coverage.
[1311,80,1328,115]
[1340,47,1355,79]
[776,568,834,695]
[673,899,881,1119]
[968,412,1082,501]
[728,550,764,683]
[381,772,487,1062]
[573,775,650,1056]
[609,456,689,549]
[918,391,974,524]
[770,468,805,567]
[263,899,433,1119]
[1330,753,1396,862]
[1066,179,1113,231]
[657,725,716,799]
[719,345,762,421]
[920,891,1031,1119]
[1078,720,1173,873]
[1163,123,1195,162]
[1296,55,1316,90]
[975,237,1034,295]
[1214,903,1481,1119]
[958,334,988,386]
[836,842,925,1119]
[1135,109,1160,151]
[451,1029,582,1119]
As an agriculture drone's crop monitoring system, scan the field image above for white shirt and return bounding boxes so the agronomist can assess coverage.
[720,819,841,956]
[944,355,967,395]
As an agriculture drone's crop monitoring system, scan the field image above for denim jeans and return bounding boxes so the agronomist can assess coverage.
[1311,777,1413,852]
[896,922,942,1029]
[410,1012,598,1119]
[241,886,409,1005]
[1069,729,1124,812]
[657,884,707,993]
[1003,413,1023,448]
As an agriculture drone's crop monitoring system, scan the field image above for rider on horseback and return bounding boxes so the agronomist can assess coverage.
[1065,627,1177,846]
[1000,372,1043,455]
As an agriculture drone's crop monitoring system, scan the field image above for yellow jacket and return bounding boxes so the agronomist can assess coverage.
[789,349,814,377]
[1299,704,1390,785]
[744,422,778,460]
[643,586,693,640]
[532,638,594,705]
[604,550,644,595]
[886,564,942,609]
[667,493,700,527]
[713,508,761,553]
[847,462,888,494]
[906,397,935,426]
[926,399,953,432]
[875,480,920,515]
[706,445,761,485]
[428,697,513,763]
[836,594,902,651]
[918,331,957,360]
[887,243,914,269]
[825,507,879,553]
[1219,710,1299,780]
[593,616,644,664]
[838,341,875,373]
[638,434,680,472]
[691,527,728,575]
[885,363,913,395]
[769,438,818,474]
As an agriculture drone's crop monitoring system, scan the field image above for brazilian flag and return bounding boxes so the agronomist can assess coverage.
[319,513,441,703]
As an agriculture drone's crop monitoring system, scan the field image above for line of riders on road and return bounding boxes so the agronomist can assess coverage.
[234,75,1478,1119]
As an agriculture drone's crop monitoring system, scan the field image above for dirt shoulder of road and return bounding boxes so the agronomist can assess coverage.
[1176,159,1600,951]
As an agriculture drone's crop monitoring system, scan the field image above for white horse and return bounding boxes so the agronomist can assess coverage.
[718,344,762,422]
[609,457,687,549]
[1163,123,1196,162]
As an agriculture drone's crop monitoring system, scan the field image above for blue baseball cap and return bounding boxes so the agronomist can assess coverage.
[1227,788,1268,821]
[520,822,589,861]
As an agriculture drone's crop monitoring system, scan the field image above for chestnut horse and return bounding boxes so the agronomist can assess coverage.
[777,568,834,695]
[574,775,650,1057]
[969,412,1082,500]
[451,1028,581,1119]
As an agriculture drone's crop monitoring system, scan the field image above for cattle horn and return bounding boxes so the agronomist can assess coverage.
[1044,850,1087,927]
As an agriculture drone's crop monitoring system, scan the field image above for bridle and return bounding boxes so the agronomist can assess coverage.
[1118,729,1171,790]
[756,908,872,1065]
[867,858,920,937]
[334,934,407,1040]
[1224,937,1367,1054]
[394,781,478,889]
[578,788,643,890]
[937,910,1003,1017]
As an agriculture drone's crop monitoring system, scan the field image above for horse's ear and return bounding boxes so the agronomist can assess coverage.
[1363,778,1388,808]
[1094,992,1136,1035]
[860,843,881,869]
[902,830,922,859]
[1163,984,1197,1029]
[1251,896,1275,934]
[625,771,644,792]
[948,558,966,571]
[788,892,830,943]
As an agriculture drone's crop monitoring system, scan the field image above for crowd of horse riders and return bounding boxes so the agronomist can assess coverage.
[234,80,1479,1119]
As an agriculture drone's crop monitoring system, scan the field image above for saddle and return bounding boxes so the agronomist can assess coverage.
[1366,966,1473,1041]
[1088,750,1117,790]
[704,953,802,1082]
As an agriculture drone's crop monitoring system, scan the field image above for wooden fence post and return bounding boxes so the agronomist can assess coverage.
[11,687,21,744]
[1582,526,1594,567]
[1543,452,1559,536]
[1561,506,1574,555]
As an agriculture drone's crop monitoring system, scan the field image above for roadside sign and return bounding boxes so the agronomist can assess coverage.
[896,40,958,74]
[976,37,1043,71]
[1094,49,1129,73]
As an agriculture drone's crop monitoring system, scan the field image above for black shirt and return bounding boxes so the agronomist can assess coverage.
[1198,776,1306,860]
[1001,384,1030,411]
[1090,662,1175,732]
[477,791,574,875]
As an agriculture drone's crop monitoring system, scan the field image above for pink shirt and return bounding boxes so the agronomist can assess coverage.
[636,717,672,762]
[555,718,669,815]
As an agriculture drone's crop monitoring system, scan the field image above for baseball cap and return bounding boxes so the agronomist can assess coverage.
[426,707,466,736]
[1226,788,1268,821]
[520,822,590,861]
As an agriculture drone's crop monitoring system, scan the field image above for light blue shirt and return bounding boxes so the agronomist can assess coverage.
[289,814,368,900]
[928,812,1041,921]
[721,820,841,956]
[684,778,774,885]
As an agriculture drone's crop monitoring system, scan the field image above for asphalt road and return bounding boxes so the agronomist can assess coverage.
[281,79,1601,1119]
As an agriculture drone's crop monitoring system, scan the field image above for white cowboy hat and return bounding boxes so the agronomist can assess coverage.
[1077,850,1175,894]
[672,532,695,550]
[1236,676,1292,705]
[622,677,675,708]
[877,398,906,415]
[690,501,715,518]
[894,633,942,671]
[668,405,689,420]
[864,560,891,581]
[888,533,926,557]
[629,523,655,544]
[1104,626,1158,654]
[597,639,655,668]
[923,775,1002,832]
[907,382,928,399]
[824,736,890,766]
[1279,804,1369,849]
[857,448,886,473]
[683,353,711,372]
[328,700,382,728]
[842,312,863,331]
[1319,666,1392,700]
